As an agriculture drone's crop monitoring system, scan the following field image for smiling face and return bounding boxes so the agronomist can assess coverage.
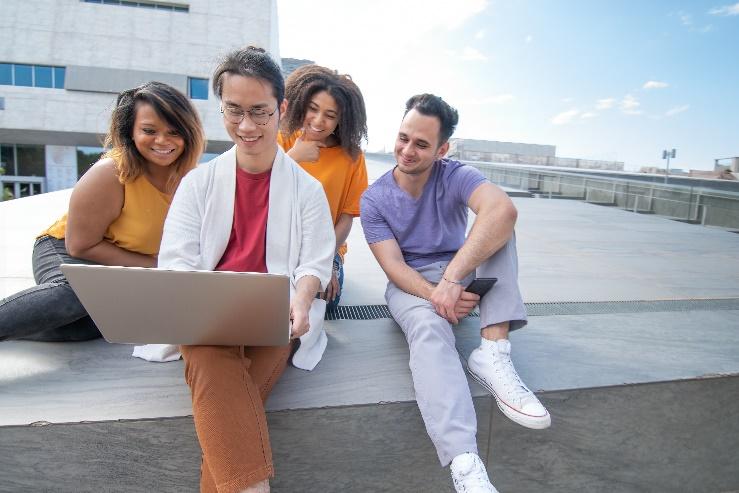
[131,102,185,169]
[221,73,287,172]
[301,90,340,145]
[394,108,449,178]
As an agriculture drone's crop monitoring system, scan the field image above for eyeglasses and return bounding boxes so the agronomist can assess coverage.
[220,105,277,126]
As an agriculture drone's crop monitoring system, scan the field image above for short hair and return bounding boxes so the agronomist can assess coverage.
[404,93,459,144]
[281,64,367,160]
[212,46,285,103]
[104,81,205,192]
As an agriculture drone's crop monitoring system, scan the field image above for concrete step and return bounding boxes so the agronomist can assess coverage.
[1,376,737,493]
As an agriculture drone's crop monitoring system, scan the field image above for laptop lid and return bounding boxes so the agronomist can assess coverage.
[60,264,290,346]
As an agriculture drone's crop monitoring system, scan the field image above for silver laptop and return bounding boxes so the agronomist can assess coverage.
[60,264,290,346]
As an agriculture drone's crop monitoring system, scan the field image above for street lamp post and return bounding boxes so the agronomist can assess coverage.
[662,148,676,183]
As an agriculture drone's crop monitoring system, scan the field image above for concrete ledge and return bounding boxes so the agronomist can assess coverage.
[1,376,737,492]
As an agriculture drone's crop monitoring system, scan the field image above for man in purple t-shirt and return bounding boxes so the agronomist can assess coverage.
[360,94,550,493]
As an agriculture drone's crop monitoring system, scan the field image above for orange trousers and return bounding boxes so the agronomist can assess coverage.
[181,343,293,493]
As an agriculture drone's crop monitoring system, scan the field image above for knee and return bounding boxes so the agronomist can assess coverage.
[404,316,452,349]
[182,345,235,387]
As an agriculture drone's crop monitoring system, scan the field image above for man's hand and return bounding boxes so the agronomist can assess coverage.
[289,298,311,339]
[454,290,480,320]
[324,268,341,302]
[287,132,326,162]
[430,278,467,324]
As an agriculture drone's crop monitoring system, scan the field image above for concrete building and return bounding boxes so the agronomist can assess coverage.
[0,0,280,200]
[448,138,624,171]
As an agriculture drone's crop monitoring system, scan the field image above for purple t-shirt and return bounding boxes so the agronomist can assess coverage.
[360,159,487,268]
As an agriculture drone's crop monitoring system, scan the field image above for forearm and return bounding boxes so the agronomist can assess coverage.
[443,205,516,282]
[334,214,353,252]
[294,274,321,307]
[383,261,437,301]
[66,239,157,268]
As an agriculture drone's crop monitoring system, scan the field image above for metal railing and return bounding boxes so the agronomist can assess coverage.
[467,162,739,230]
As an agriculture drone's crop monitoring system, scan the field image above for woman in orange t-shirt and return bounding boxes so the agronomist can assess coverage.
[0,82,204,342]
[279,65,369,311]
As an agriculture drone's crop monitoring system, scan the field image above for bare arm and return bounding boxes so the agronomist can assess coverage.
[65,158,157,267]
[430,182,517,323]
[290,274,321,339]
[334,213,353,252]
[368,239,437,300]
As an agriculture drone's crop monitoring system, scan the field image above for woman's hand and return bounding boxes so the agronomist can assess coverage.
[324,268,341,302]
[287,132,326,163]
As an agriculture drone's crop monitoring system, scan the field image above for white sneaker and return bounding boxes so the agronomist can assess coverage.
[467,339,551,429]
[450,453,499,493]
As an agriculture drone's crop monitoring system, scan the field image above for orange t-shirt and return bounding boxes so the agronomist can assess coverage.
[278,132,368,259]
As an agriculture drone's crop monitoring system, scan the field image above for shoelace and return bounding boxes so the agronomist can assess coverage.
[493,352,531,403]
[456,460,492,490]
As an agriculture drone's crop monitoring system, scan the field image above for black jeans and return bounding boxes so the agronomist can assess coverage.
[0,236,101,342]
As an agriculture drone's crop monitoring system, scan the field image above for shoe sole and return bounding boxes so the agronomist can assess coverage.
[465,363,552,430]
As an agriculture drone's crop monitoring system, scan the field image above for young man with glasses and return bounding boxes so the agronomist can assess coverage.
[360,94,550,493]
[157,46,335,493]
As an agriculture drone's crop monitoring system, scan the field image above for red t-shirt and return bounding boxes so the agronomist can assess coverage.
[215,167,271,273]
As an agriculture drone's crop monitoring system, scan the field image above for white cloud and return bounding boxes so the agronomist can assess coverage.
[475,29,485,39]
[679,12,693,26]
[665,104,690,116]
[551,109,580,125]
[461,47,488,61]
[561,97,574,103]
[620,94,642,115]
[525,35,533,43]
[596,98,616,110]
[709,2,739,15]
[580,112,597,119]
[643,80,669,89]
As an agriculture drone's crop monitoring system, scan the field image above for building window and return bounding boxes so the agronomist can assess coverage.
[77,147,105,178]
[81,0,189,12]
[0,63,65,89]
[1,144,45,177]
[188,77,208,100]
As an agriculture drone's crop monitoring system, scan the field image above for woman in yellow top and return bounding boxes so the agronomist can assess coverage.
[278,64,369,310]
[0,81,205,342]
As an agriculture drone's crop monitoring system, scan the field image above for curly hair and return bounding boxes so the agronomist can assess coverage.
[104,81,205,192]
[281,65,367,160]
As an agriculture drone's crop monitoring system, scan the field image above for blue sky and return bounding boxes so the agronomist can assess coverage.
[278,0,739,170]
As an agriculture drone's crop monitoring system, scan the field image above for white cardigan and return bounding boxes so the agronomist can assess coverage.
[155,145,335,370]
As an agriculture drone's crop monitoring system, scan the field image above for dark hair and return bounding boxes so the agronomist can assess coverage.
[281,64,367,160]
[404,93,459,144]
[104,81,205,192]
[212,46,285,103]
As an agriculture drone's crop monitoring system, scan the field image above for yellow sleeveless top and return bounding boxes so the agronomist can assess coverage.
[41,176,173,256]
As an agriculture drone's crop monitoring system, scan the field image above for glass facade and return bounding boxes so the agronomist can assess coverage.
[189,77,208,100]
[0,63,65,89]
[0,144,45,176]
[77,147,105,178]
[82,0,189,12]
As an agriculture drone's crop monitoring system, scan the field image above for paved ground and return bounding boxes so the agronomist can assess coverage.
[1,157,738,491]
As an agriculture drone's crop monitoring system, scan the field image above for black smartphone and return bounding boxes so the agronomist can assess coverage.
[465,278,498,297]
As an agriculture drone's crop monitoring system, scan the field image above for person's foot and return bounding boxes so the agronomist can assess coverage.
[450,453,499,493]
[467,339,551,429]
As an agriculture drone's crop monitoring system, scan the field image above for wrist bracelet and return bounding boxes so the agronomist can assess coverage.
[442,276,463,285]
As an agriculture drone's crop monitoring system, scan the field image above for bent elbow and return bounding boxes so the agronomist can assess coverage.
[505,201,518,227]
[64,237,89,259]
